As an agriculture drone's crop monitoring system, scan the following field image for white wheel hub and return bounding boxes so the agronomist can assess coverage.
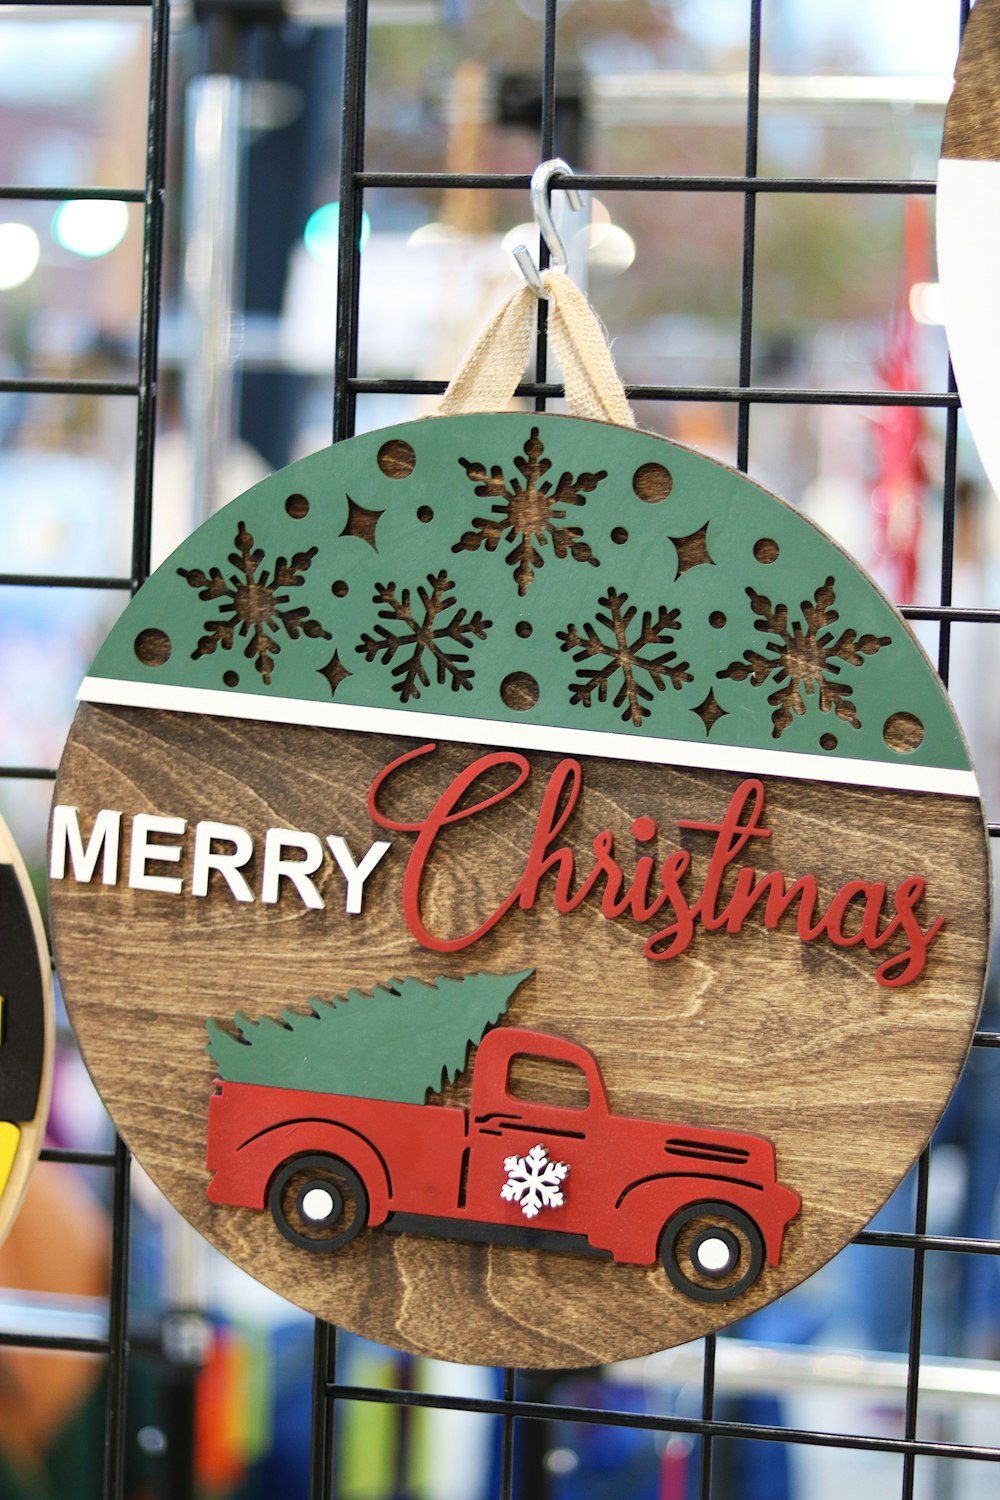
[694,1235,734,1274]
[301,1186,337,1222]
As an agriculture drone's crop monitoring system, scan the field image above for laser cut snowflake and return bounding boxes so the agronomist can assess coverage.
[454,427,605,596]
[558,588,692,727]
[500,1143,569,1219]
[178,521,330,685]
[717,576,891,739]
[356,570,491,702]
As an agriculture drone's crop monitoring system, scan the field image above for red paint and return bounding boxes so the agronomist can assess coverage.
[368,751,945,988]
[206,1026,802,1277]
[370,743,530,950]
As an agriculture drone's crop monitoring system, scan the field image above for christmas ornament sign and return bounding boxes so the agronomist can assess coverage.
[49,412,989,1367]
[0,814,53,1241]
[938,0,1000,503]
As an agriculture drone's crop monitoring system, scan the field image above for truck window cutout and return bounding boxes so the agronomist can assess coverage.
[506,1054,590,1111]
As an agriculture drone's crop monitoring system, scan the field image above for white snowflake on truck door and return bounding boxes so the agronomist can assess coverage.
[501,1143,569,1218]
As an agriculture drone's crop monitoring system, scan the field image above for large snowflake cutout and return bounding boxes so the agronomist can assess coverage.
[717,575,891,738]
[356,570,491,702]
[178,521,330,685]
[454,428,605,596]
[500,1143,569,1219]
[558,588,692,727]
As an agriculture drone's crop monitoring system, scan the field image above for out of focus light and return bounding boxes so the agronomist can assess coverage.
[304,202,371,266]
[0,223,40,289]
[909,280,944,326]
[501,199,635,279]
[586,199,637,275]
[544,1448,580,1476]
[587,223,636,275]
[52,199,129,258]
[408,221,461,246]
[588,197,612,235]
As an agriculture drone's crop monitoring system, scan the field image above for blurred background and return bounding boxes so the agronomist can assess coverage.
[2,0,1000,1497]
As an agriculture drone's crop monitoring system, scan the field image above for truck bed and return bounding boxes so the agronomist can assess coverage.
[206,1079,469,1216]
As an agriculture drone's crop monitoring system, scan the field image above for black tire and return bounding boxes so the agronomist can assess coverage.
[660,1201,765,1303]
[268,1153,369,1252]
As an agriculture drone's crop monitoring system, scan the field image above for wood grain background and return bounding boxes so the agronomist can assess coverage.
[49,703,990,1366]
[942,0,1000,161]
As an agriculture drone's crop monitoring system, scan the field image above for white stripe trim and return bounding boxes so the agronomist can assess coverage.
[78,676,979,800]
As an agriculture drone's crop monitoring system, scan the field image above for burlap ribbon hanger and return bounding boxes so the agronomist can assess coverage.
[437,268,636,430]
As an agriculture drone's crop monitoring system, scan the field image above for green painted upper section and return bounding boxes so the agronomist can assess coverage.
[90,412,970,773]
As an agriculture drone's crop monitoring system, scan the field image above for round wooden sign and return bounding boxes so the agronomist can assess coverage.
[49,413,989,1367]
[0,815,53,1242]
[938,0,1000,501]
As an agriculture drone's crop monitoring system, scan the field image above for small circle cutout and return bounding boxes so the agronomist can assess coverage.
[417,506,433,523]
[753,538,779,564]
[709,611,727,630]
[632,463,673,503]
[377,439,416,479]
[883,712,925,753]
[500,672,539,712]
[611,526,629,545]
[285,493,309,519]
[820,733,837,751]
[134,628,171,667]
[223,671,240,688]
[332,580,349,598]
[515,621,533,639]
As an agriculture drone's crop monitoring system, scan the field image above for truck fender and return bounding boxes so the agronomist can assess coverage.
[610,1174,776,1265]
[233,1119,392,1224]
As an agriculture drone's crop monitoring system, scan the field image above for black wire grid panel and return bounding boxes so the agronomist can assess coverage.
[2,0,1000,1497]
[331,1,1000,1497]
[0,0,169,1497]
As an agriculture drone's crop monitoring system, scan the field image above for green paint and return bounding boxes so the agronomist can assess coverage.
[87,413,971,773]
[205,968,533,1102]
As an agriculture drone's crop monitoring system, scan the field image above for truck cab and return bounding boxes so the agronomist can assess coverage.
[457,1028,798,1294]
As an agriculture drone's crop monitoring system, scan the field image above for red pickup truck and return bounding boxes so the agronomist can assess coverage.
[206,1026,801,1303]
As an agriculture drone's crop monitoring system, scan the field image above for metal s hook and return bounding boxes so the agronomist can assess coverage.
[512,158,584,296]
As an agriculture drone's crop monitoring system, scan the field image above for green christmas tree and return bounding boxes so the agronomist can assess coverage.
[205,968,533,1104]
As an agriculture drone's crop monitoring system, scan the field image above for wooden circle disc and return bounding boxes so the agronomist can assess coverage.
[49,414,990,1367]
[938,0,1000,504]
[0,815,53,1242]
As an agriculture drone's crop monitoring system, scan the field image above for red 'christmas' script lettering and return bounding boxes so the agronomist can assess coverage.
[368,744,944,988]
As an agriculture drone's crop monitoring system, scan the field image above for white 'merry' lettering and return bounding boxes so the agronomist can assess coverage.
[191,821,255,903]
[49,806,391,916]
[326,836,392,914]
[261,828,325,909]
[128,814,186,894]
[49,806,122,885]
